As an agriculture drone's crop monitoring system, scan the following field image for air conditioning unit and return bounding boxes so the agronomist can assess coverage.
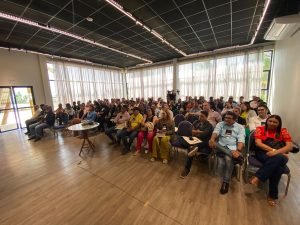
[264,14,300,40]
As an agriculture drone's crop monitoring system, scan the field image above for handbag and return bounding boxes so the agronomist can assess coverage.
[263,138,285,149]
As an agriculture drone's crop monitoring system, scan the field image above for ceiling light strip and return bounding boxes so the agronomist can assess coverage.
[105,0,187,56]
[0,11,152,63]
[250,0,271,44]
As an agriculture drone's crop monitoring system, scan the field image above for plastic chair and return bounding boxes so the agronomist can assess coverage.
[243,130,291,196]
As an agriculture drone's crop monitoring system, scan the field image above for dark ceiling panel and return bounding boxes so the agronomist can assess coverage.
[0,0,284,67]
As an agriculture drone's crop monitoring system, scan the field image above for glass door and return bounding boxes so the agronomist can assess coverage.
[12,87,35,129]
[0,87,19,132]
[0,86,36,132]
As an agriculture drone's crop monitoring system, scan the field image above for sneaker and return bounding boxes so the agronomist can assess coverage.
[133,151,140,156]
[180,168,190,178]
[162,159,168,164]
[150,157,155,162]
[188,147,198,157]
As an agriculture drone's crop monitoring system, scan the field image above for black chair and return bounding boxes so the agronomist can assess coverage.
[243,130,291,196]
[170,121,193,158]
[174,114,185,127]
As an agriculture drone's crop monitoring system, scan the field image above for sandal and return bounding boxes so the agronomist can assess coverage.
[249,176,259,187]
[267,197,277,207]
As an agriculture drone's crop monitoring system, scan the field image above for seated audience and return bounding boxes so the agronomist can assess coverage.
[25,105,42,135]
[86,105,97,121]
[180,110,214,177]
[202,102,222,127]
[65,103,75,120]
[248,104,269,131]
[159,102,174,120]
[105,105,130,144]
[232,107,246,126]
[240,101,257,124]
[249,115,292,206]
[221,101,233,116]
[209,111,245,194]
[119,107,143,154]
[151,110,175,164]
[28,106,55,142]
[55,103,65,125]
[134,108,157,155]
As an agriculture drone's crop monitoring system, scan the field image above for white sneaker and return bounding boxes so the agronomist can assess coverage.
[162,159,168,164]
[188,147,198,157]
[150,157,155,162]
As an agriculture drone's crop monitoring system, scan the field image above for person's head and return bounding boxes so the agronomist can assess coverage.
[146,108,153,117]
[233,107,241,117]
[58,103,63,108]
[220,96,224,101]
[202,102,210,112]
[225,101,232,108]
[224,111,237,126]
[265,115,282,138]
[241,102,250,112]
[66,103,71,109]
[72,101,76,105]
[199,110,208,122]
[228,96,234,103]
[34,105,39,110]
[77,101,80,105]
[46,105,52,112]
[133,107,140,116]
[239,96,244,103]
[88,105,94,112]
[257,104,269,119]
[80,103,85,110]
[121,105,128,113]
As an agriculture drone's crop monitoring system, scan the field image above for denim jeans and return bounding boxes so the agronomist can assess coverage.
[105,126,117,142]
[185,141,210,171]
[29,122,49,138]
[215,143,234,183]
[119,129,138,150]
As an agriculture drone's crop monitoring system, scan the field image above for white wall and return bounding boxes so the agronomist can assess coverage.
[0,49,52,106]
[269,31,300,145]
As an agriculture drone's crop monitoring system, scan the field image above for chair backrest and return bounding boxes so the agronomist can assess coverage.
[174,114,185,127]
[247,130,256,155]
[187,115,199,124]
[177,121,193,137]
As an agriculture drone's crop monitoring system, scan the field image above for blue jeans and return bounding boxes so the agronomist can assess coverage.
[185,141,210,171]
[29,122,49,138]
[215,143,234,183]
[255,150,288,199]
[119,129,138,150]
[105,126,117,142]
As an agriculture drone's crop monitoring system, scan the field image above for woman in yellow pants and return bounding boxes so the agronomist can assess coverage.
[151,109,175,164]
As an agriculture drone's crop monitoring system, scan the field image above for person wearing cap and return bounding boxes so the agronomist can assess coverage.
[119,107,143,154]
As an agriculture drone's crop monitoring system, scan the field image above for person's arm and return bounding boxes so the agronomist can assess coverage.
[215,112,222,123]
[140,115,147,126]
[209,133,218,148]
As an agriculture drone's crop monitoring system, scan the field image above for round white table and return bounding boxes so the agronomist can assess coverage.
[68,122,99,156]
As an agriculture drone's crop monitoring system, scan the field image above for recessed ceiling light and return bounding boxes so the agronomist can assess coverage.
[86,17,93,22]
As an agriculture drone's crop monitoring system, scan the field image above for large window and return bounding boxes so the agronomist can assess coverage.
[126,64,173,99]
[47,61,125,106]
[261,50,273,102]
[178,49,265,100]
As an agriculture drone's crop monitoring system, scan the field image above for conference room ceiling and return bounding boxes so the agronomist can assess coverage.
[0,0,284,67]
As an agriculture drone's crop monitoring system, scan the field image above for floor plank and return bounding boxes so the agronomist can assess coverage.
[0,130,299,225]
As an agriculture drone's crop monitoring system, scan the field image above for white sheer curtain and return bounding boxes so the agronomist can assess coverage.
[126,64,173,99]
[178,49,263,100]
[48,61,125,106]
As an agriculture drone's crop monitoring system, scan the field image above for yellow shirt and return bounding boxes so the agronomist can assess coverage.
[240,111,247,120]
[130,113,143,129]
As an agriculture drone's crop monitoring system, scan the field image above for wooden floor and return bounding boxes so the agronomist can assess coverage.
[0,130,300,225]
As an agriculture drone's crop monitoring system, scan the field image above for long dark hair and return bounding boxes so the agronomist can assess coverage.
[265,115,282,139]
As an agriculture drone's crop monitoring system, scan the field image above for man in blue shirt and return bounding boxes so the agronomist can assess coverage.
[86,105,97,121]
[209,111,245,194]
